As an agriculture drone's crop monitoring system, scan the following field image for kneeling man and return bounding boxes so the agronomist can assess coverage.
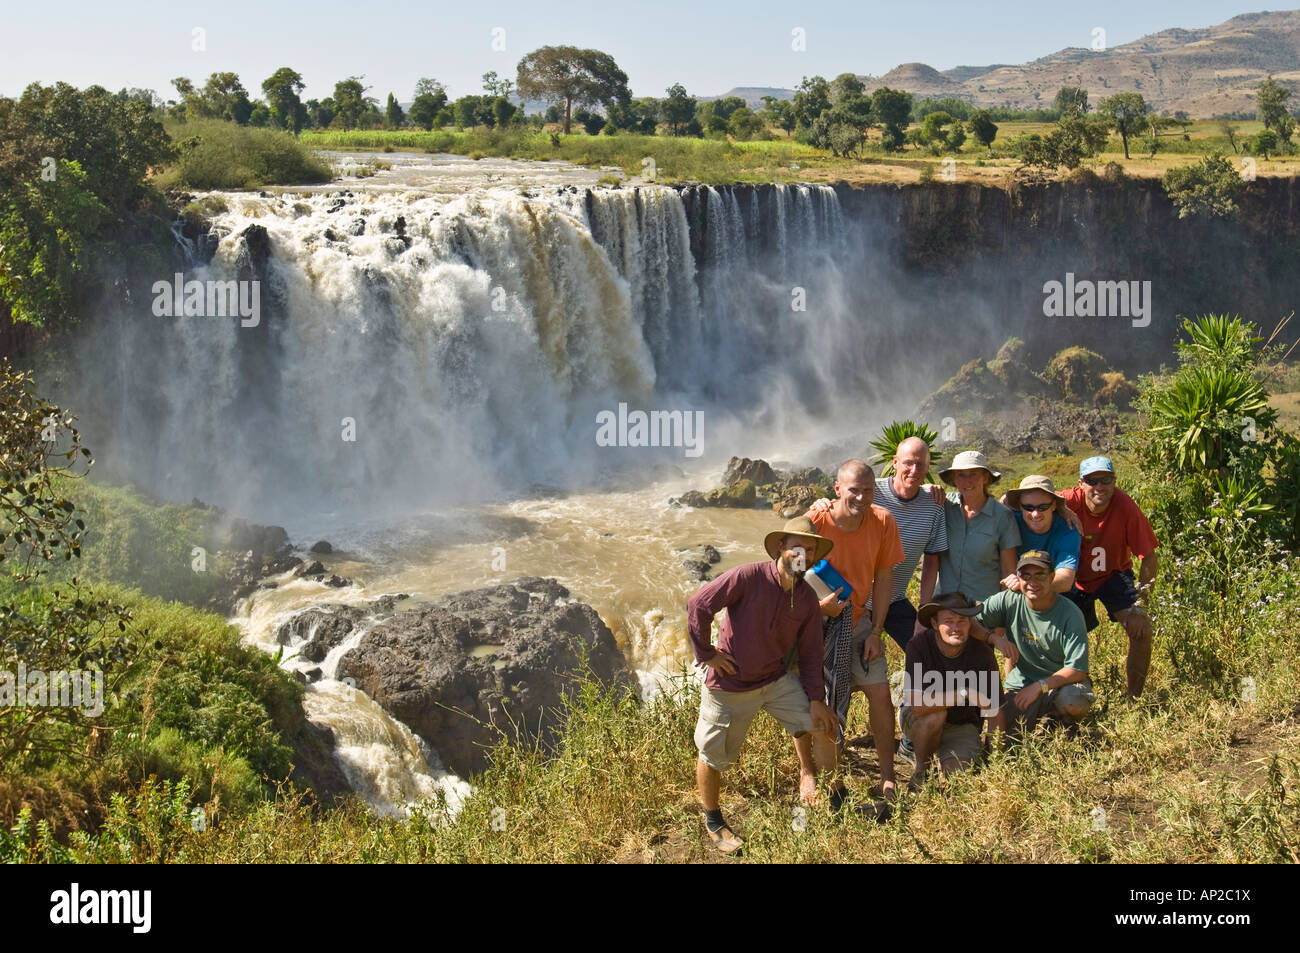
[688,517,838,854]
[975,550,1095,733]
[901,592,1004,788]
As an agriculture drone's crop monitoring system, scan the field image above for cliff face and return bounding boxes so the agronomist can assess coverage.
[677,177,1300,375]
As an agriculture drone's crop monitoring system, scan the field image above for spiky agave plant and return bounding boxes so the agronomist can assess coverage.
[869,421,942,483]
[1147,365,1271,471]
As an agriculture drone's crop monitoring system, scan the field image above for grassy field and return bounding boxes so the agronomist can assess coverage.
[300,121,1300,187]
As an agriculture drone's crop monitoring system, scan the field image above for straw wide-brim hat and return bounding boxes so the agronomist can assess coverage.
[938,449,1002,486]
[764,516,834,563]
[1004,474,1068,512]
[918,592,983,629]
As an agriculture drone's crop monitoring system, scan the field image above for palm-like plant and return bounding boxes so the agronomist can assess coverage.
[1177,314,1261,372]
[1147,365,1272,471]
[869,421,942,483]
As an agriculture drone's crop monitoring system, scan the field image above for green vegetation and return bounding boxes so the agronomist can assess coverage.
[869,421,943,482]
[158,119,332,190]
[1131,314,1300,550]
[0,361,309,836]
[0,83,173,329]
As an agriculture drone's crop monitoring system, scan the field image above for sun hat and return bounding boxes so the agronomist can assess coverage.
[1004,474,1068,512]
[918,591,983,628]
[938,449,1001,486]
[763,516,834,562]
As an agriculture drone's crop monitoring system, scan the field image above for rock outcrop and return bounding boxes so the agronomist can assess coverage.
[336,577,630,777]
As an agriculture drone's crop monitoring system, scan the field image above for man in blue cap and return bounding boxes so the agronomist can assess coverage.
[1061,456,1160,697]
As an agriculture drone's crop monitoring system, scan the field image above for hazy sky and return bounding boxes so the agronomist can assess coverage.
[0,1,1272,102]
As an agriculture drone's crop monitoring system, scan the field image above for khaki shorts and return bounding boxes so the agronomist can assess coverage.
[695,674,815,772]
[849,627,889,687]
[1006,680,1096,731]
[899,707,984,767]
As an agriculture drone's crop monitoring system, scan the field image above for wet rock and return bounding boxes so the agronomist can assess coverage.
[223,519,290,555]
[310,540,334,554]
[324,574,350,588]
[346,218,366,236]
[337,577,631,777]
[702,545,722,564]
[296,560,327,577]
[723,456,777,487]
[682,559,712,581]
[305,668,323,683]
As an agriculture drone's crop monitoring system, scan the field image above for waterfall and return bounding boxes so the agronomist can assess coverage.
[67,166,887,525]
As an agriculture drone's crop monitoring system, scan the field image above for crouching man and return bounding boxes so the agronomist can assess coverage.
[901,592,1005,790]
[688,517,839,854]
[975,550,1096,734]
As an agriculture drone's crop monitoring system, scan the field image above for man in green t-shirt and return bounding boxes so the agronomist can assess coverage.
[975,550,1096,732]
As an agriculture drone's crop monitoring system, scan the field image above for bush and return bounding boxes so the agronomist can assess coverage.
[156,119,332,190]
[1161,153,1243,220]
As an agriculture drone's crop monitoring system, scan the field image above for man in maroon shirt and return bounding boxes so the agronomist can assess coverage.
[1061,456,1160,697]
[688,517,838,854]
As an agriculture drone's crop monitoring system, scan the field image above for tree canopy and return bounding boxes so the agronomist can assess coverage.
[516,46,630,134]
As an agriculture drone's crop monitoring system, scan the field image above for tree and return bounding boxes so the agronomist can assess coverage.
[661,83,696,136]
[968,109,998,147]
[760,96,795,137]
[1053,86,1090,118]
[409,79,448,131]
[1250,128,1280,159]
[1097,93,1148,159]
[920,111,965,154]
[1162,153,1243,219]
[572,107,605,135]
[332,77,373,130]
[306,98,335,129]
[727,106,765,141]
[482,71,514,98]
[385,93,405,129]
[200,72,253,124]
[1218,120,1240,154]
[248,102,271,127]
[605,98,658,134]
[261,67,306,133]
[515,45,629,134]
[871,86,913,151]
[791,75,831,132]
[491,95,516,128]
[1256,75,1295,145]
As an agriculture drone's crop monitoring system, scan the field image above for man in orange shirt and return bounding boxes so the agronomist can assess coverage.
[794,459,905,802]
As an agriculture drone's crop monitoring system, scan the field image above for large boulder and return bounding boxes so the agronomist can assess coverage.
[1043,346,1108,402]
[336,578,629,777]
[723,456,777,486]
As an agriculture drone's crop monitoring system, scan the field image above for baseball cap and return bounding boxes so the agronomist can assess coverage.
[1016,549,1054,572]
[1079,456,1115,478]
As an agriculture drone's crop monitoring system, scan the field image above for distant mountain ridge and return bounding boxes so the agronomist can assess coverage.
[714,9,1300,116]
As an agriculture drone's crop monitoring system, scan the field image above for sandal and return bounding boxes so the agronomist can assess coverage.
[705,819,744,855]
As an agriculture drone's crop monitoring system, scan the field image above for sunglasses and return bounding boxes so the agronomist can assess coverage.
[1020,503,1054,514]
[1082,475,1115,486]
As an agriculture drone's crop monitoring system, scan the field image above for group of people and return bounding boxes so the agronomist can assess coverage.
[686,441,1160,854]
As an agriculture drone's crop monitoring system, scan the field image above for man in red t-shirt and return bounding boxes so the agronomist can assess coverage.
[1061,456,1159,697]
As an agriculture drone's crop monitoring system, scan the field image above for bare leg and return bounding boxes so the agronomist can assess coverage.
[865,682,896,791]
[908,708,947,778]
[793,733,817,803]
[1119,610,1153,697]
[697,758,721,811]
